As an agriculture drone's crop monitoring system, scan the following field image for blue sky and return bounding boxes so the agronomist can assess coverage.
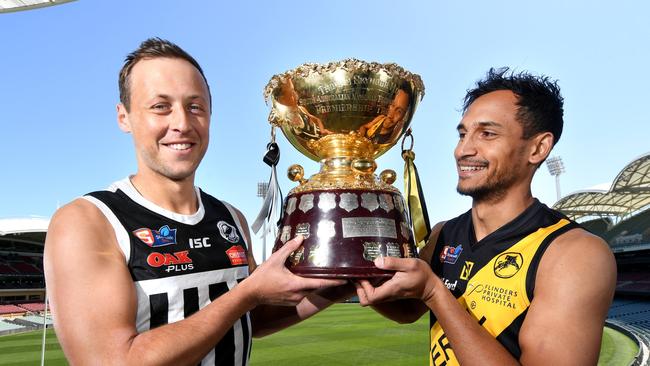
[2,0,649,260]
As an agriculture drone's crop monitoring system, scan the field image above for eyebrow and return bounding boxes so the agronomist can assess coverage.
[148,94,207,102]
[456,121,502,130]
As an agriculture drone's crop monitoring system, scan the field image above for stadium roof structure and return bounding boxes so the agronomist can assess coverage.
[0,0,75,13]
[0,217,49,247]
[553,152,650,222]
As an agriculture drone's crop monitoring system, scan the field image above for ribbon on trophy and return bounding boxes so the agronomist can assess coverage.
[401,129,431,249]
[252,127,283,235]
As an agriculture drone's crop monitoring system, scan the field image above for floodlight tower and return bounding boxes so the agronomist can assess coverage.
[256,182,270,262]
[546,156,565,202]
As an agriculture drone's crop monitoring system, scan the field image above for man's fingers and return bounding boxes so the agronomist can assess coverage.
[297,277,347,291]
[374,256,412,271]
[273,235,304,260]
[362,283,392,304]
[353,282,369,306]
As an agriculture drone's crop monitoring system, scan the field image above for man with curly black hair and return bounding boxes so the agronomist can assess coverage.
[356,68,616,365]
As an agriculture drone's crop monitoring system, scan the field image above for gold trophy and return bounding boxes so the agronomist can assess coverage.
[263,59,425,278]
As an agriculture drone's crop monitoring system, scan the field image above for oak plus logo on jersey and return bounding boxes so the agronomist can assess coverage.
[493,252,523,279]
[439,244,463,265]
[133,225,178,247]
[217,221,240,243]
[147,250,194,273]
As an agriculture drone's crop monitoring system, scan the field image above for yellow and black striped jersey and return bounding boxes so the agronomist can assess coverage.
[429,199,579,366]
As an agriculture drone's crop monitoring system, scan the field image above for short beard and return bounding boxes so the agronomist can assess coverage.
[456,169,517,204]
[457,183,507,203]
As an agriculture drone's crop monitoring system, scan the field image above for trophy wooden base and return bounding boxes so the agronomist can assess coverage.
[272,188,418,279]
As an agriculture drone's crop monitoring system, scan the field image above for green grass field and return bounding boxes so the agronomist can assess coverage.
[0,304,639,365]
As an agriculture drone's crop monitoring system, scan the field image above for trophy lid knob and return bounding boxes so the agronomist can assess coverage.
[380,169,397,185]
[288,164,306,184]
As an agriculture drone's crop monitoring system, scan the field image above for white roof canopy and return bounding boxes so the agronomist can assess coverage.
[0,0,75,13]
[553,152,650,222]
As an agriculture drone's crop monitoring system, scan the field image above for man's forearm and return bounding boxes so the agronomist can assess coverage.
[252,283,355,337]
[370,298,428,324]
[120,280,258,366]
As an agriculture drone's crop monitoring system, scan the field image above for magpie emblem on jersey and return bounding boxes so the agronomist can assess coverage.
[494,252,524,278]
[439,244,463,264]
[217,221,240,243]
[133,225,178,247]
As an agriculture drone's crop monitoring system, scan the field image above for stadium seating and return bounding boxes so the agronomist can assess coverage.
[606,210,650,247]
[581,217,611,238]
[17,315,53,326]
[0,304,26,315]
[18,302,45,312]
[0,320,25,332]
[608,299,650,331]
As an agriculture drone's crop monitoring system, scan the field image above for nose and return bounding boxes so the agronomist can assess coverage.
[170,107,192,133]
[455,134,477,159]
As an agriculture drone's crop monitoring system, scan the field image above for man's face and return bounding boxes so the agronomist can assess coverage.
[386,89,409,127]
[118,57,211,182]
[454,90,532,202]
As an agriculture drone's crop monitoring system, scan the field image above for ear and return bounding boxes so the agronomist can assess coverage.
[528,132,554,166]
[117,103,131,133]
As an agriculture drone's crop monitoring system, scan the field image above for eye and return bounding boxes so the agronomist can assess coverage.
[458,131,466,139]
[188,104,206,114]
[481,130,497,138]
[151,103,170,112]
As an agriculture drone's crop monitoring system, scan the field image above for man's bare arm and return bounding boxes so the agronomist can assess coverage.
[518,229,616,365]
[45,199,343,365]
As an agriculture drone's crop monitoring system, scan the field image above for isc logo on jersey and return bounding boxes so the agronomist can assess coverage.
[147,250,194,273]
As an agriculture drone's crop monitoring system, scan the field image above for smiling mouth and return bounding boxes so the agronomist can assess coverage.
[164,143,193,151]
[459,165,487,172]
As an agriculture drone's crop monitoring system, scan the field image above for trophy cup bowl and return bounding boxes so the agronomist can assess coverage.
[266,59,425,278]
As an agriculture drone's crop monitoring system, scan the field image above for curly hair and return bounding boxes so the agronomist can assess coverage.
[463,67,564,145]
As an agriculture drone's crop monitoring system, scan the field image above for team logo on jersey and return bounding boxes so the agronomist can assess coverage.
[493,252,523,278]
[226,245,248,265]
[460,261,474,280]
[133,225,178,247]
[217,221,240,243]
[439,244,463,264]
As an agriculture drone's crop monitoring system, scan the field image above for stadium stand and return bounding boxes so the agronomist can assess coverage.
[18,302,46,312]
[581,217,612,238]
[0,304,27,316]
[0,320,25,332]
[0,218,47,300]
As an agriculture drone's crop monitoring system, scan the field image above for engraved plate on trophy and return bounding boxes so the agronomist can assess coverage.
[341,217,397,239]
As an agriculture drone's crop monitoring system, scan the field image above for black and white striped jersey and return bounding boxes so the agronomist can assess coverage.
[84,178,252,366]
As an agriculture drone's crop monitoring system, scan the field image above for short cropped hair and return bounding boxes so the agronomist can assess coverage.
[463,67,564,145]
[118,37,211,111]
